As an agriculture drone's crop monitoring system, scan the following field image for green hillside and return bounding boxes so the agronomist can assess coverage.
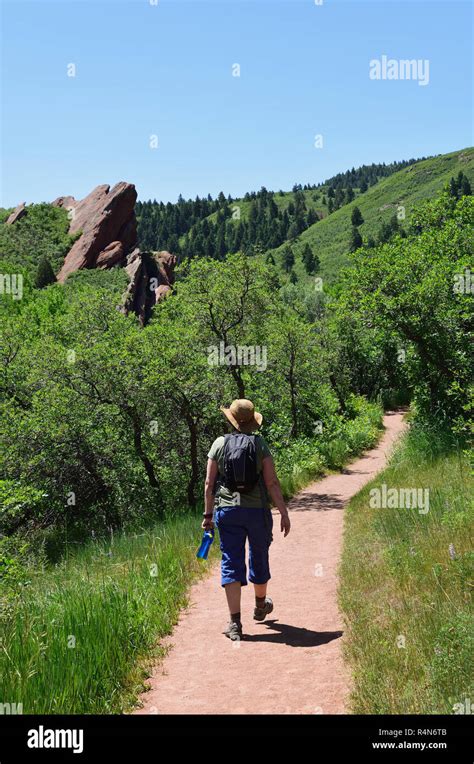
[2,148,472,292]
[0,204,77,278]
[204,187,325,225]
[138,158,420,258]
[272,147,474,284]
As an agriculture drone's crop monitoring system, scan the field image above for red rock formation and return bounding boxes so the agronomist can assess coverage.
[50,182,175,324]
[51,195,76,210]
[152,251,176,303]
[5,202,27,225]
[56,182,137,282]
[96,241,124,268]
[156,250,176,286]
[121,249,175,325]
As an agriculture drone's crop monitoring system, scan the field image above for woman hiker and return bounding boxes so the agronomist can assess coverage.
[202,398,291,640]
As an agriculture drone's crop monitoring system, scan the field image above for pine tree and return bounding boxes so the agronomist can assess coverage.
[350,227,363,252]
[334,188,345,209]
[389,214,400,235]
[449,177,458,198]
[448,171,472,199]
[351,206,364,226]
[234,222,244,252]
[302,243,316,274]
[268,198,278,219]
[461,174,472,197]
[289,269,298,285]
[297,212,308,234]
[378,221,393,244]
[282,245,295,272]
[35,256,56,288]
[359,179,368,193]
[287,222,299,240]
[215,227,226,259]
[206,232,216,258]
[346,187,355,203]
[168,233,179,254]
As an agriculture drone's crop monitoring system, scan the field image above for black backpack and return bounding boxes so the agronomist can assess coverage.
[221,432,260,494]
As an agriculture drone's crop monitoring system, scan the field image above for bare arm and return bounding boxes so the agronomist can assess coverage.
[202,458,218,529]
[262,456,290,536]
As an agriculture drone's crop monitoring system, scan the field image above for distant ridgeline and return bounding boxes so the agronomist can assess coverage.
[135,157,423,259]
[1,149,473,300]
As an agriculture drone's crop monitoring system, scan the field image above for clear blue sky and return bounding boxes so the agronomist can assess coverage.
[1,0,472,207]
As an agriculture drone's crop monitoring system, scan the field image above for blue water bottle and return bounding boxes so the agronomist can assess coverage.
[196,528,214,560]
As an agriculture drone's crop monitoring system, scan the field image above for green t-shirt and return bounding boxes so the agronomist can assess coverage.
[208,435,272,508]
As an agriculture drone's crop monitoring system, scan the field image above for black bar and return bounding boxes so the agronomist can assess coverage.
[0,714,472,761]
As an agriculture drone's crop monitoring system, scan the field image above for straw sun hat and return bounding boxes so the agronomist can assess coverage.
[220,399,263,433]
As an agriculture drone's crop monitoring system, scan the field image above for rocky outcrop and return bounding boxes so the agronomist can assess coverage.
[5,181,175,324]
[6,202,27,225]
[53,181,175,322]
[96,241,124,268]
[56,182,137,282]
[51,195,76,210]
[121,249,176,325]
[153,250,176,303]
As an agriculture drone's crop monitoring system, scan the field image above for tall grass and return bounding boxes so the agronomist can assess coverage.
[0,512,218,713]
[339,423,473,713]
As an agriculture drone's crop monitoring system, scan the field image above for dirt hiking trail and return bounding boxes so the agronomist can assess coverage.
[135,411,406,715]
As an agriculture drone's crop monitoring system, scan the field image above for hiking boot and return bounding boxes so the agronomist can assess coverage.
[253,596,273,622]
[224,620,243,641]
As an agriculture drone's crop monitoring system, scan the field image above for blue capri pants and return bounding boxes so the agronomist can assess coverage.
[215,505,273,587]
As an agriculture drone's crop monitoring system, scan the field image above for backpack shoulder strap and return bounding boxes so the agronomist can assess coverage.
[254,434,263,470]
[221,433,233,468]
[254,435,268,508]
